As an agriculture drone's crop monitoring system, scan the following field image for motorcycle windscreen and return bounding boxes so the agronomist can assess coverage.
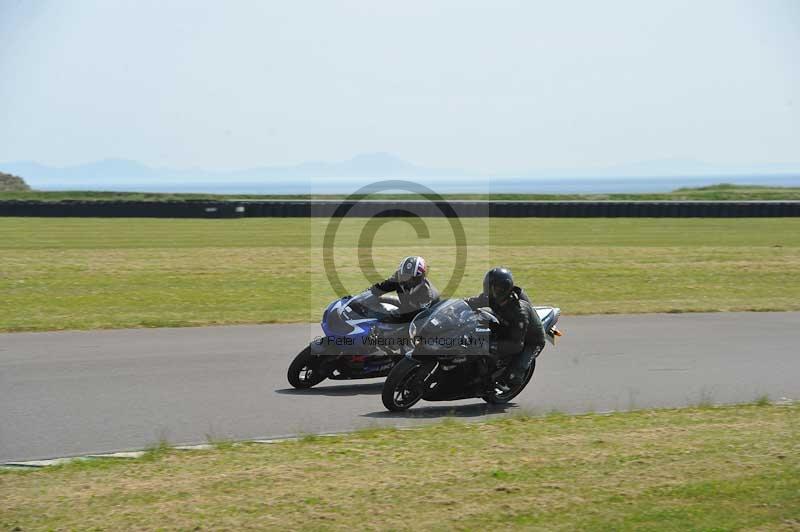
[410,299,490,356]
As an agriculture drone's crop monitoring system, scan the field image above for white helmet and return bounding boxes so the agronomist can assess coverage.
[396,256,427,289]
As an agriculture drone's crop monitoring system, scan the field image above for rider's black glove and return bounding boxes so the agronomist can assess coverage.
[465,298,482,311]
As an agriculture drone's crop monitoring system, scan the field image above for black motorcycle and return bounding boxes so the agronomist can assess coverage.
[381,298,562,411]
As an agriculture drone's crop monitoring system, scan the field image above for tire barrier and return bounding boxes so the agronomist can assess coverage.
[0,200,248,218]
[1,200,799,218]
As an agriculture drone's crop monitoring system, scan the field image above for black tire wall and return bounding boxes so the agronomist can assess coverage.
[1,200,799,218]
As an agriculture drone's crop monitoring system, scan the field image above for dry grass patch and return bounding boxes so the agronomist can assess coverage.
[1,403,798,530]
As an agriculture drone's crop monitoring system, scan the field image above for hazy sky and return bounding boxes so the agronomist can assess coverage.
[1,0,798,173]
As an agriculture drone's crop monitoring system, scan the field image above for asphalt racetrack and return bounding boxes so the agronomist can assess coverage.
[2,312,799,463]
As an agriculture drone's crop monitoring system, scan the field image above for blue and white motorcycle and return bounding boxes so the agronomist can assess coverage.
[287,290,416,388]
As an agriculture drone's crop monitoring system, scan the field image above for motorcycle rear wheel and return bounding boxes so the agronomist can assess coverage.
[382,357,426,412]
[287,346,327,389]
[483,359,536,404]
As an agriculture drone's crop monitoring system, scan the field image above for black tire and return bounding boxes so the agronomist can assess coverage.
[382,357,427,412]
[287,346,327,389]
[483,359,536,404]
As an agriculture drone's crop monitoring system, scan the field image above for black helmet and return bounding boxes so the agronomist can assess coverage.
[396,256,428,289]
[483,267,514,303]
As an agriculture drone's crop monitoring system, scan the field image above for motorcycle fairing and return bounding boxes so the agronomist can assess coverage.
[321,297,378,341]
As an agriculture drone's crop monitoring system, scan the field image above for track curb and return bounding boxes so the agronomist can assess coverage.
[3,399,794,469]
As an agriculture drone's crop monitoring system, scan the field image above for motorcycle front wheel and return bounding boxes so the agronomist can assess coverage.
[483,359,536,404]
[287,346,327,389]
[381,357,427,412]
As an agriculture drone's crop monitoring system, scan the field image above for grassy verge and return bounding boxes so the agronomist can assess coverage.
[1,217,799,331]
[2,183,800,201]
[1,403,797,530]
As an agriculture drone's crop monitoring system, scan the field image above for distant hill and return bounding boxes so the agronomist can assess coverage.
[0,153,468,189]
[0,154,798,192]
[0,171,31,191]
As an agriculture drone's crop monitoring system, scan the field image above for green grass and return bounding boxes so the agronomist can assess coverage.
[2,183,800,201]
[1,403,797,530]
[1,217,799,332]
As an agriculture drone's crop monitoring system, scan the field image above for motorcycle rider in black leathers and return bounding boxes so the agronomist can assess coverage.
[369,256,440,320]
[465,267,545,386]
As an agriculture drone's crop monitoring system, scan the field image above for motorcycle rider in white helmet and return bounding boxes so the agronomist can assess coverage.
[369,256,440,318]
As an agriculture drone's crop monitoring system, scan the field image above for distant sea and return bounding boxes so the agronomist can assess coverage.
[39,174,800,195]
